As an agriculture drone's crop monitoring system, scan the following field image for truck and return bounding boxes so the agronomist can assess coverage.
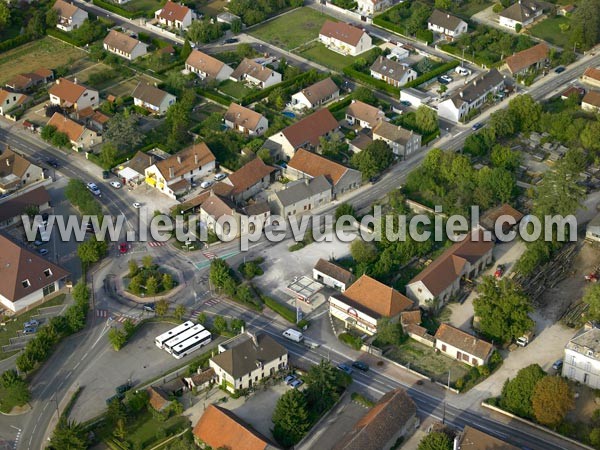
[516,331,534,347]
[282,329,304,343]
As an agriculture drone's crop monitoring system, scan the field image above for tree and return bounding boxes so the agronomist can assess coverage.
[583,283,600,322]
[173,304,186,321]
[181,39,192,61]
[128,274,143,294]
[142,255,153,269]
[335,203,356,221]
[210,259,233,289]
[51,131,70,149]
[197,312,207,325]
[351,140,394,180]
[128,260,138,278]
[155,299,169,317]
[491,144,520,171]
[351,239,378,264]
[146,276,158,296]
[417,431,453,450]
[0,2,10,30]
[473,277,534,344]
[236,43,254,58]
[375,317,404,346]
[507,94,541,133]
[106,397,127,427]
[104,113,143,151]
[231,18,242,34]
[569,0,600,50]
[125,389,149,413]
[257,148,273,165]
[415,105,438,134]
[437,84,448,96]
[230,318,245,333]
[99,143,118,170]
[305,360,343,414]
[213,315,228,333]
[500,364,546,418]
[108,328,127,351]
[45,8,58,28]
[123,319,136,337]
[186,19,224,44]
[162,273,174,291]
[489,109,516,138]
[49,417,87,450]
[353,87,377,105]
[166,90,195,148]
[77,238,108,266]
[532,376,574,427]
[272,389,310,447]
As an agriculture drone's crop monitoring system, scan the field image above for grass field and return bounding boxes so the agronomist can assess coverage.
[0,37,86,85]
[122,0,165,14]
[195,0,228,16]
[0,294,66,360]
[104,73,161,97]
[385,340,469,383]
[529,16,571,49]
[297,42,365,71]
[249,7,336,50]
[219,79,256,99]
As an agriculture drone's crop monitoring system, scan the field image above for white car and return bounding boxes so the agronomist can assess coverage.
[132,202,142,209]
[455,66,471,76]
[110,181,122,189]
[214,173,227,181]
[200,181,213,189]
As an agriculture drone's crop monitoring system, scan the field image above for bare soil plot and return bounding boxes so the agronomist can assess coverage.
[0,37,86,85]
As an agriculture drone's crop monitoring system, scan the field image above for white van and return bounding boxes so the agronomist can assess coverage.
[282,329,304,343]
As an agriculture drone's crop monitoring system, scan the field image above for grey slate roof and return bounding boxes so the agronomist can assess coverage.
[210,333,287,379]
[451,69,504,107]
[373,121,418,145]
[428,9,465,30]
[500,0,542,23]
[275,176,331,207]
[370,56,413,84]
[132,83,172,106]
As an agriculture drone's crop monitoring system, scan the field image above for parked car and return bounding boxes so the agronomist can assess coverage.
[494,264,505,278]
[337,364,353,375]
[352,361,369,372]
[119,243,128,254]
[224,38,239,44]
[516,331,534,347]
[47,158,59,168]
[455,66,471,76]
[110,181,122,189]
[38,248,49,255]
[143,303,156,312]
[555,66,566,74]
[284,375,296,385]
[471,122,484,131]
[290,379,304,389]
[214,173,227,181]
[116,382,132,394]
[23,327,37,334]
[102,170,111,179]
[399,100,411,107]
[552,359,563,370]
[438,75,453,84]
[200,180,213,189]
[33,240,46,247]
[132,202,142,209]
[24,319,39,328]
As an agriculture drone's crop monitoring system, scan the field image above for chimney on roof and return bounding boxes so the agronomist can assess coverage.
[460,91,464,98]
[6,158,10,166]
[169,166,174,178]
[177,155,182,164]
[249,332,258,346]
[194,153,198,165]
[74,78,78,84]
[447,14,450,18]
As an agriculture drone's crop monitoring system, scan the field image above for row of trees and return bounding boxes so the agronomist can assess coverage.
[127,256,175,296]
[41,124,71,149]
[17,281,90,373]
[272,360,351,447]
[209,259,262,310]
[78,237,108,267]
[228,0,304,26]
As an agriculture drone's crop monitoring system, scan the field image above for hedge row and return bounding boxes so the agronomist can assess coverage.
[328,96,353,114]
[239,70,323,106]
[0,34,36,53]
[372,16,407,37]
[438,43,498,68]
[46,28,82,47]
[261,294,296,323]
[198,88,232,106]
[92,0,136,18]
[342,66,400,96]
[403,59,459,89]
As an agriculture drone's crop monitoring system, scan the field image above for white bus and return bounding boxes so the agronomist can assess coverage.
[163,324,205,354]
[172,330,212,359]
[154,321,194,349]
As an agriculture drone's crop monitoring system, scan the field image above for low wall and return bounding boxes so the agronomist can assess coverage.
[323,2,372,24]
[143,21,184,43]
[406,199,447,217]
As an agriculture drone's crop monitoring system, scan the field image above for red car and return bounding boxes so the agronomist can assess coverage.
[119,243,128,254]
[494,264,505,278]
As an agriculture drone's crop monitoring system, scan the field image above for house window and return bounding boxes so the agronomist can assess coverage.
[22,279,31,288]
[472,357,478,366]
[441,344,447,352]
[44,268,53,277]
[462,353,469,362]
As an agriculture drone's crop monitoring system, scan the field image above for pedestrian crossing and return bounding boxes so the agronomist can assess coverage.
[203,251,217,260]
[204,298,220,307]
[96,309,109,318]
[148,241,167,248]
[115,315,138,323]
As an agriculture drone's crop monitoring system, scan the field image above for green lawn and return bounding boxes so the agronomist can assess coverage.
[126,412,189,448]
[529,16,572,49]
[218,79,256,100]
[194,0,228,17]
[249,7,336,50]
[0,294,66,360]
[384,339,469,383]
[453,0,494,18]
[123,0,166,14]
[297,42,356,71]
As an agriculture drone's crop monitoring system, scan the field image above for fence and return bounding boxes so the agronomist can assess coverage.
[143,21,184,44]
[321,2,373,24]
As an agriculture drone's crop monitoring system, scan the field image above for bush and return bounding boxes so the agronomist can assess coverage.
[0,34,35,53]
[339,332,362,350]
[92,0,136,18]
[261,294,296,323]
[415,29,434,44]
[492,3,504,13]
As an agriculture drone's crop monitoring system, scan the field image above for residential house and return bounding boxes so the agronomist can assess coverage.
[329,274,413,335]
[504,42,549,76]
[319,20,373,56]
[144,143,216,199]
[373,121,421,158]
[6,69,53,92]
[349,130,373,153]
[132,83,176,115]
[0,148,44,194]
[558,4,575,15]
[427,10,468,40]
[313,258,354,292]
[209,332,287,392]
[346,100,385,129]
[53,0,88,31]
[400,87,432,107]
[154,1,193,30]
[406,230,494,308]
[0,234,70,314]
[370,56,417,87]
[499,0,543,30]
[286,148,362,196]
[290,77,340,110]
[0,187,51,228]
[147,386,171,412]
[270,176,332,217]
[334,388,417,450]
[581,67,600,88]
[479,203,524,239]
[454,426,520,450]
[356,0,397,15]
[230,58,282,89]
[48,78,99,111]
[0,90,30,116]
[118,150,156,184]
[199,192,241,237]
[183,368,215,391]
[561,86,585,101]
[47,112,100,151]
[193,404,280,450]
[434,323,494,366]
[400,310,435,347]
[562,326,600,388]
[103,30,148,61]
[265,108,340,160]
[88,110,111,133]
[185,50,234,81]
[227,157,275,203]
[437,69,505,123]
[586,213,600,242]
[582,91,600,112]
[224,103,268,136]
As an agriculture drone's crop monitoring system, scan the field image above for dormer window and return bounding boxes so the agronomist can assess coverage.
[44,268,53,277]
[22,279,31,288]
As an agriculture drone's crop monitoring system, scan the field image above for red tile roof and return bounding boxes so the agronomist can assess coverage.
[154,143,215,181]
[341,274,413,318]
[281,109,339,149]
[288,149,348,186]
[48,78,91,104]
[583,90,600,108]
[228,157,274,196]
[505,43,549,74]
[156,1,190,22]
[435,323,494,360]
[47,112,85,142]
[583,67,600,82]
[320,20,367,47]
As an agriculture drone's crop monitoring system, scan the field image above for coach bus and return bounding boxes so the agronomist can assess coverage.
[172,329,212,359]
[154,321,194,349]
